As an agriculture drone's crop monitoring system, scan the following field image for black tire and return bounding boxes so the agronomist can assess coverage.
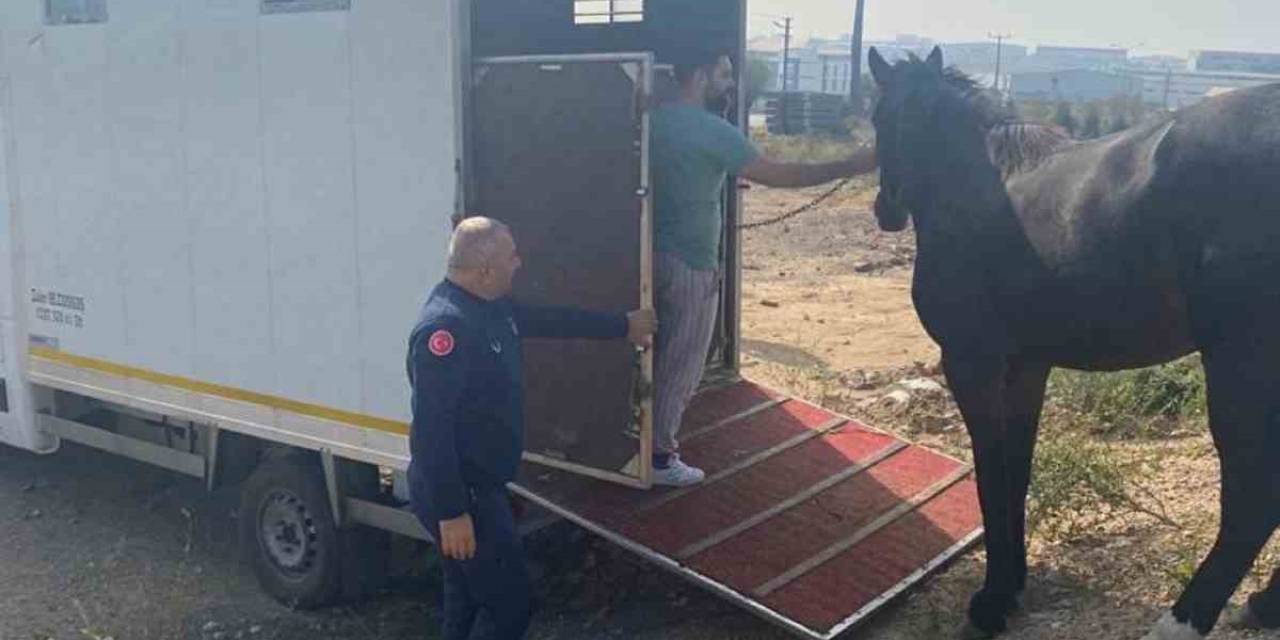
[239,453,341,609]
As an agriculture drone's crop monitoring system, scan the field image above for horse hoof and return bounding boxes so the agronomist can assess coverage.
[957,620,995,640]
[1140,612,1204,640]
[1226,602,1270,630]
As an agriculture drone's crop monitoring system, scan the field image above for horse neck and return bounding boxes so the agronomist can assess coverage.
[911,124,1019,247]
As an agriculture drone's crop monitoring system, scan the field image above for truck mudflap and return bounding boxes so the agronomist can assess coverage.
[513,379,982,639]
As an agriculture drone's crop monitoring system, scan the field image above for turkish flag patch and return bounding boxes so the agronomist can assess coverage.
[427,330,455,357]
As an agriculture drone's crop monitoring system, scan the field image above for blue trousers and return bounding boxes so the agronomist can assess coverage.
[417,486,532,640]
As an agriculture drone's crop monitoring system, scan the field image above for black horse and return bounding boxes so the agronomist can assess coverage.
[866,47,1279,640]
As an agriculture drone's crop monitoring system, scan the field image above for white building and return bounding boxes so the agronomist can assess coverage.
[1131,69,1280,109]
[1015,46,1129,73]
[1010,69,1143,103]
[1193,50,1280,75]
[940,42,1029,76]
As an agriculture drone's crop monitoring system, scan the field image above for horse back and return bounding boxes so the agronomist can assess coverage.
[990,85,1280,366]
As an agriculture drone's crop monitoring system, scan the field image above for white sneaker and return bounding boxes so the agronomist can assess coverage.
[652,455,706,487]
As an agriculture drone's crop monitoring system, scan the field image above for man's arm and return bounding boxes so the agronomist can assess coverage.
[407,323,474,558]
[697,112,878,190]
[514,305,656,346]
[738,145,878,189]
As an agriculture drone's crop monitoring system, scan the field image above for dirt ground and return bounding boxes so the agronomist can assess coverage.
[1,183,1276,640]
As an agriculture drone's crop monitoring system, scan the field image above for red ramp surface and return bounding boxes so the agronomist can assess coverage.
[513,379,982,639]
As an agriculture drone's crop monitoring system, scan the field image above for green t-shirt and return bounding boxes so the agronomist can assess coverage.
[650,104,760,271]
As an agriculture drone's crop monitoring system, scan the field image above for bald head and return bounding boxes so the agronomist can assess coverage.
[446,216,522,300]
[448,217,512,272]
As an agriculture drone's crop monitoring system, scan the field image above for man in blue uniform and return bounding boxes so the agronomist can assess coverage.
[406,216,656,639]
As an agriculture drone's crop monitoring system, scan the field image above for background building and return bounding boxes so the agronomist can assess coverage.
[1193,50,1280,74]
[1131,68,1280,108]
[1010,69,1143,102]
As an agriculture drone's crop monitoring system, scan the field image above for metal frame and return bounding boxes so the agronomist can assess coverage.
[726,0,748,375]
[259,0,350,14]
[345,497,432,541]
[455,0,473,218]
[38,413,205,478]
[474,52,659,66]
[471,52,657,490]
[205,424,221,491]
[319,449,342,526]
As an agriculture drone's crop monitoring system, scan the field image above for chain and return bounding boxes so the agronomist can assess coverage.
[736,176,856,230]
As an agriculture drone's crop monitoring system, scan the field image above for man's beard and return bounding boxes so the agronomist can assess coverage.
[706,90,732,115]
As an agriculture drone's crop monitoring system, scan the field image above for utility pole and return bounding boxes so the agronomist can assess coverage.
[849,0,867,116]
[1162,66,1172,109]
[989,32,1013,93]
[776,17,793,133]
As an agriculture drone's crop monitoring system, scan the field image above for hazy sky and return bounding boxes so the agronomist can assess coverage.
[747,0,1280,56]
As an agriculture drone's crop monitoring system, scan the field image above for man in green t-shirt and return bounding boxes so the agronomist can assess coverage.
[649,50,878,487]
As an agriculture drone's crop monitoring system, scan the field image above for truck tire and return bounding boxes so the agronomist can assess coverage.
[239,454,341,609]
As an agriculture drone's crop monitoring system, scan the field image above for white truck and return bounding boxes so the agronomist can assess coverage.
[0,0,742,610]
[1,2,983,638]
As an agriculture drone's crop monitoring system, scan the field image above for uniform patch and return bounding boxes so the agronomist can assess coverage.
[427,330,455,357]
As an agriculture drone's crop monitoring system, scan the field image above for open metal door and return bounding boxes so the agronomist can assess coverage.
[470,54,654,488]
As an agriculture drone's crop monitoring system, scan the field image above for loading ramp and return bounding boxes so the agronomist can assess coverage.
[514,379,982,639]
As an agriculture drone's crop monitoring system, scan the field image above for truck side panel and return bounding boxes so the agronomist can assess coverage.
[349,0,456,418]
[0,0,459,447]
[112,0,194,376]
[260,11,362,410]
[185,1,276,394]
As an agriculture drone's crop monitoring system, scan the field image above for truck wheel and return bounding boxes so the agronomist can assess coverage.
[239,454,341,609]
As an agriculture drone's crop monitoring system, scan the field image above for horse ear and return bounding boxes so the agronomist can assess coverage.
[926,46,944,73]
[868,47,892,87]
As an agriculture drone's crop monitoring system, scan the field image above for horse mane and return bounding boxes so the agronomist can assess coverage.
[985,122,1074,178]
[892,54,1075,177]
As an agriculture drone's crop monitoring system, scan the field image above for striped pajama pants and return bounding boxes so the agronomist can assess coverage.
[653,252,720,455]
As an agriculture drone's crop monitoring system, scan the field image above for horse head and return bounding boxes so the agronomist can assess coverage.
[867,46,950,232]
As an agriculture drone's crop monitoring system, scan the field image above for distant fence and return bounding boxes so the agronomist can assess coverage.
[765,92,850,136]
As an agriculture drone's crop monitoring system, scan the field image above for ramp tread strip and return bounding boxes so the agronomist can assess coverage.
[637,417,848,513]
[681,397,789,442]
[753,465,975,597]
[676,439,910,559]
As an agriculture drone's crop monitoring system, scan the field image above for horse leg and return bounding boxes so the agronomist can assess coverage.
[1228,565,1280,630]
[1232,410,1280,631]
[943,353,1020,637]
[1002,359,1050,601]
[1145,345,1279,639]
